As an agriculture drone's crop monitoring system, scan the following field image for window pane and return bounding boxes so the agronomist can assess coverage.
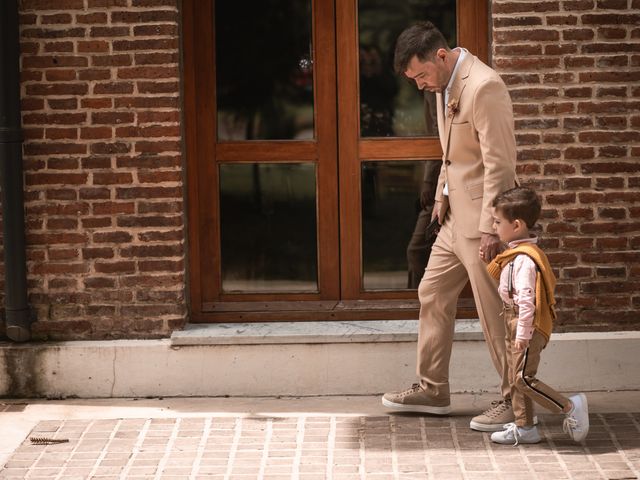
[358,0,456,137]
[219,163,318,293]
[362,161,440,290]
[215,0,314,141]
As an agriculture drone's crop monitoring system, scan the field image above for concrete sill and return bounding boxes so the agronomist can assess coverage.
[170,319,484,346]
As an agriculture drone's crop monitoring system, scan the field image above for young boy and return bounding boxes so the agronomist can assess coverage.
[485,187,589,445]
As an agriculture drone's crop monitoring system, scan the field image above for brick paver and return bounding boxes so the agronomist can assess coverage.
[1,413,639,479]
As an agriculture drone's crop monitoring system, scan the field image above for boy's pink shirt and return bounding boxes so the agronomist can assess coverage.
[499,236,538,341]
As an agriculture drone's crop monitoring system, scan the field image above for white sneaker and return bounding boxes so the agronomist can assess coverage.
[490,423,541,445]
[563,393,589,442]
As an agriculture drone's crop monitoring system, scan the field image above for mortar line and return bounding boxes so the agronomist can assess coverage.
[24,420,68,480]
[419,417,434,480]
[538,419,579,479]
[358,417,366,480]
[291,416,305,480]
[450,419,469,480]
[119,418,151,480]
[326,416,336,480]
[257,418,273,480]
[598,413,640,478]
[189,417,211,480]
[480,430,500,475]
[389,416,400,480]
[153,417,181,480]
[223,417,242,480]
[83,419,123,480]
[47,420,94,480]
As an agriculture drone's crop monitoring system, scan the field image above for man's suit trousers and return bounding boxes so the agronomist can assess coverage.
[416,210,510,400]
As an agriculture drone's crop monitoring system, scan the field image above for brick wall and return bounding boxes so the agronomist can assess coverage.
[14,0,186,339]
[0,1,637,340]
[492,0,640,331]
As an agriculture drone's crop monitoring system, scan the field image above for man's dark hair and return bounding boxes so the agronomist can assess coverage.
[492,187,541,229]
[393,21,449,75]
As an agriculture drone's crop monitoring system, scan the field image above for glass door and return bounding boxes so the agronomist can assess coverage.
[184,0,487,321]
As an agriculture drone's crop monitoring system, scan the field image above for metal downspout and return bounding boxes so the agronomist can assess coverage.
[0,0,32,341]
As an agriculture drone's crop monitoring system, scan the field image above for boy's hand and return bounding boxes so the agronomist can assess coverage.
[514,339,529,351]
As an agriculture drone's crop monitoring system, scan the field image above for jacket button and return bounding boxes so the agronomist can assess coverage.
[445,160,451,165]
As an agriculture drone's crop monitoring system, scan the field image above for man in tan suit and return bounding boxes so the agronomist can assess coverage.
[382,21,519,432]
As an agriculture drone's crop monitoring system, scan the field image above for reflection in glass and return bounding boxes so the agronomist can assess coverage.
[358,0,456,137]
[362,161,437,290]
[219,163,318,293]
[215,0,314,140]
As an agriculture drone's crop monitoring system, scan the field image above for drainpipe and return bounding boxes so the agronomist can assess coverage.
[0,0,32,341]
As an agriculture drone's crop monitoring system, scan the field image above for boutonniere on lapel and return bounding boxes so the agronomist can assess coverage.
[447,99,459,119]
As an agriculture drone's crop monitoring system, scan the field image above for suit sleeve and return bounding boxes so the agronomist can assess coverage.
[472,77,517,233]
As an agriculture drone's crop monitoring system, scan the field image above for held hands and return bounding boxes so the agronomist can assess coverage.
[514,338,529,351]
[479,232,502,263]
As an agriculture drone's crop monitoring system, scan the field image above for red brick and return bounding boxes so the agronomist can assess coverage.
[41,13,72,24]
[80,127,113,140]
[564,147,594,160]
[82,217,112,228]
[565,56,595,68]
[76,13,109,24]
[89,142,131,155]
[48,248,80,260]
[495,45,543,56]
[47,98,78,110]
[563,177,591,189]
[121,244,183,258]
[95,261,136,273]
[582,13,640,25]
[596,86,628,97]
[493,1,559,13]
[91,111,134,124]
[43,41,74,53]
[22,0,84,9]
[79,187,110,200]
[82,247,115,259]
[134,52,179,65]
[45,128,77,140]
[111,10,178,24]
[46,189,78,200]
[92,202,135,215]
[117,215,182,228]
[81,98,112,109]
[24,143,86,156]
[93,231,133,243]
[93,82,134,94]
[93,173,133,185]
[133,24,179,37]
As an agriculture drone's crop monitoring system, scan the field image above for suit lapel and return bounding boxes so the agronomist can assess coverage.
[435,92,445,151]
[442,53,474,159]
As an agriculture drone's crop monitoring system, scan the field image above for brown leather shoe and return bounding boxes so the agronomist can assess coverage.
[382,384,451,414]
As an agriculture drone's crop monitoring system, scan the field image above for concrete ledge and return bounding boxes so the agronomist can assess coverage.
[0,323,638,398]
[170,319,484,345]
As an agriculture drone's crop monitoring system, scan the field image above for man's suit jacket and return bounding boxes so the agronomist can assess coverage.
[434,51,517,238]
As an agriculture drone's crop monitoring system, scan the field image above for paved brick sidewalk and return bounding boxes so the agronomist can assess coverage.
[1,412,639,480]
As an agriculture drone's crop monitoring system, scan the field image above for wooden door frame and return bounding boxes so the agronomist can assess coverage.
[183,0,488,322]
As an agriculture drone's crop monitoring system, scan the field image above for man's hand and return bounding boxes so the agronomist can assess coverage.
[514,338,529,351]
[431,200,442,223]
[479,232,502,263]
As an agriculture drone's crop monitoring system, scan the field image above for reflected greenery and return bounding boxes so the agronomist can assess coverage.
[358,0,456,137]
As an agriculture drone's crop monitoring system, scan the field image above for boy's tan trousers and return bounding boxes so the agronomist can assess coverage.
[504,305,569,426]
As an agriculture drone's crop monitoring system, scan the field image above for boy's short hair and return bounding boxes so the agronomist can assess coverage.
[492,187,541,228]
